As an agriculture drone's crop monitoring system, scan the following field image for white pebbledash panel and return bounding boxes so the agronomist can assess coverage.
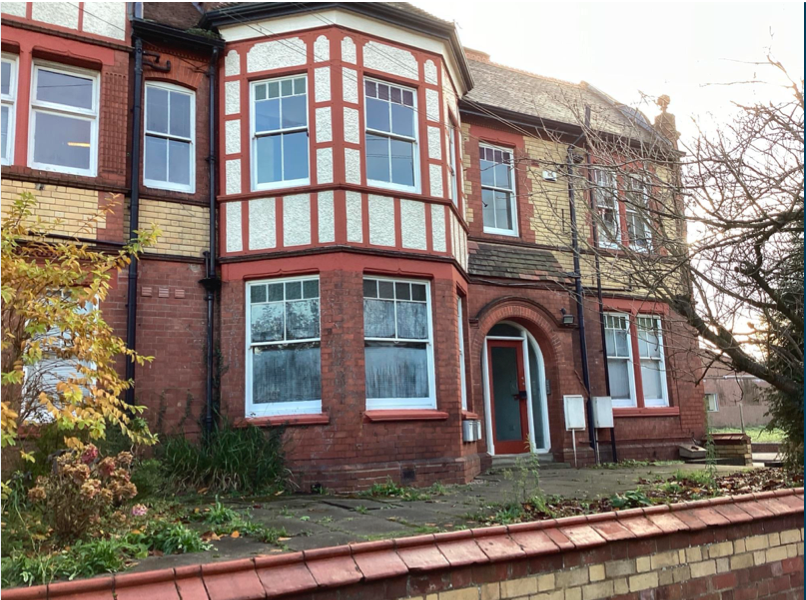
[316,148,333,184]
[430,164,444,198]
[31,2,79,29]
[226,159,241,195]
[313,35,330,62]
[342,68,358,104]
[400,199,427,250]
[314,67,331,102]
[363,41,418,80]
[341,36,357,64]
[344,148,361,184]
[343,107,360,144]
[82,3,127,40]
[368,195,395,247]
[315,107,332,143]
[246,38,306,72]
[427,126,442,160]
[225,120,241,155]
[345,191,363,243]
[225,81,240,115]
[431,204,447,252]
[424,60,438,85]
[283,194,312,247]
[249,198,276,250]
[0,2,25,17]
[224,50,240,76]
[225,202,243,253]
[317,191,335,243]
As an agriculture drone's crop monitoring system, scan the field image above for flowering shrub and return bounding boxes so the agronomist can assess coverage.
[26,444,137,542]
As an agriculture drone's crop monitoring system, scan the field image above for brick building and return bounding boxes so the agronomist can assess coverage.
[1,2,706,490]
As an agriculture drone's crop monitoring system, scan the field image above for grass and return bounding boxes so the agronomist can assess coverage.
[711,426,784,443]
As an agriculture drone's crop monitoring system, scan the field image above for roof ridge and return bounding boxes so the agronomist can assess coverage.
[468,57,581,89]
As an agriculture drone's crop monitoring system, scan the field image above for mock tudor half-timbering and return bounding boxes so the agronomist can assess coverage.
[1,2,707,490]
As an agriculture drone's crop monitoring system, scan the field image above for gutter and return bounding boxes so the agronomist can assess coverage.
[124,37,144,405]
[566,106,599,463]
[200,48,222,435]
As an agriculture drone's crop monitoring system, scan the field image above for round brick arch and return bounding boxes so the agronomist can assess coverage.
[470,296,563,368]
[469,296,569,458]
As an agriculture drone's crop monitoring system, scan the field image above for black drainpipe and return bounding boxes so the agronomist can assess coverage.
[566,106,599,464]
[583,138,618,464]
[124,37,144,405]
[201,48,221,436]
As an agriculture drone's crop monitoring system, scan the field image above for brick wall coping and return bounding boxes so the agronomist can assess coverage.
[4,488,803,600]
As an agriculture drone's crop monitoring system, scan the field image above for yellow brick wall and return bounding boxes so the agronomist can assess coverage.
[399,528,804,600]
[125,197,209,258]
[1,179,103,238]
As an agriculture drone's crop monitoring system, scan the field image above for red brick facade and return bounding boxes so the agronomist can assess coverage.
[1,2,707,490]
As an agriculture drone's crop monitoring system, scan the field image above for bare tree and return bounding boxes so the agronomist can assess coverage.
[498,57,803,455]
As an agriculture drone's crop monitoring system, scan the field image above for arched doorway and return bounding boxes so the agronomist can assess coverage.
[482,321,551,454]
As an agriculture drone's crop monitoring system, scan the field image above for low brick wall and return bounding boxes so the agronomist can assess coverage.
[710,433,753,466]
[4,490,803,600]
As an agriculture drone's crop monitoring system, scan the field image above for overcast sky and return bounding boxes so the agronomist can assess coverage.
[414,2,804,143]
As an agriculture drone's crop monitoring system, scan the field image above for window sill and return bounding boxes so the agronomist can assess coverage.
[613,407,679,418]
[364,410,449,422]
[236,414,330,427]
[462,410,481,420]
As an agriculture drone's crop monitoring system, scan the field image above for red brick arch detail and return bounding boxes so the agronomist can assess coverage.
[470,296,563,373]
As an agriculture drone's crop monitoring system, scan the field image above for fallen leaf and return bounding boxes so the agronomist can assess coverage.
[230,531,241,538]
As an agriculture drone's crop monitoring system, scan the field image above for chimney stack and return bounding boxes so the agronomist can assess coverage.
[464,47,491,63]
[654,95,679,147]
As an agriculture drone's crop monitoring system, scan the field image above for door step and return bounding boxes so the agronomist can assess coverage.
[490,454,570,470]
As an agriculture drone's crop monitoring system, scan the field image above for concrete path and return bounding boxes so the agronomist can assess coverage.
[127,462,744,574]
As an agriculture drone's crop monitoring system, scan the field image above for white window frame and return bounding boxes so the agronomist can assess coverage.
[447,120,458,206]
[250,74,310,192]
[593,168,620,248]
[143,81,196,193]
[636,315,669,407]
[705,393,719,413]
[1,53,18,166]
[480,142,518,236]
[626,175,652,252]
[245,275,322,417]
[28,61,100,177]
[363,276,436,410]
[457,295,467,411]
[363,76,420,195]
[604,312,637,408]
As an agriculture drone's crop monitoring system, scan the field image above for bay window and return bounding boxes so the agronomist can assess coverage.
[1,54,17,165]
[30,62,99,176]
[246,276,321,416]
[604,311,670,409]
[480,143,517,235]
[252,75,309,190]
[144,82,195,192]
[363,277,435,410]
[593,168,620,247]
[364,78,418,191]
[447,123,458,205]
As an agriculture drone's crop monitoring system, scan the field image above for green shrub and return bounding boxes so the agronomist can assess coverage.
[130,458,168,499]
[610,490,652,510]
[158,421,290,494]
[137,522,210,555]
